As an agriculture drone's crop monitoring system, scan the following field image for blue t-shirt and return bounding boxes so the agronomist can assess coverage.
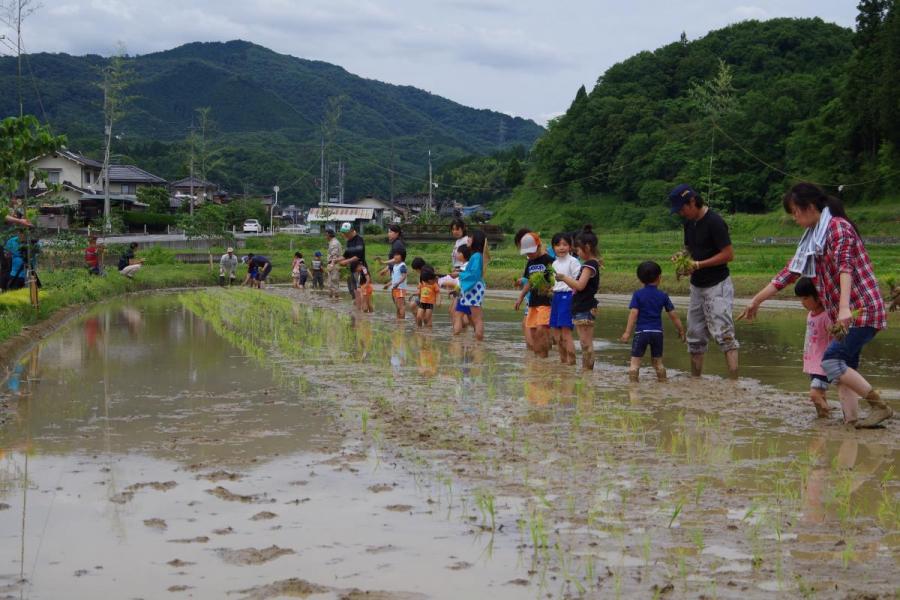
[629,285,675,332]
[458,252,483,292]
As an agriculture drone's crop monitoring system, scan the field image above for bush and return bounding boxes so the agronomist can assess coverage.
[124,212,178,229]
[363,223,383,235]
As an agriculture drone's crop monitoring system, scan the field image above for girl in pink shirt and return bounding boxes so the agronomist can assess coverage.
[795,277,833,418]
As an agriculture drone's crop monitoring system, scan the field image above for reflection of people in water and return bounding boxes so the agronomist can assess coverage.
[802,436,886,524]
[5,363,24,393]
[415,334,440,378]
[352,315,373,361]
[120,307,144,336]
[390,329,407,372]
[84,316,102,355]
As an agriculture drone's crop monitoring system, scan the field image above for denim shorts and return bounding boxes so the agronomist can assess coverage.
[809,374,829,390]
[572,310,595,324]
[632,331,664,358]
[821,326,878,382]
[549,291,574,329]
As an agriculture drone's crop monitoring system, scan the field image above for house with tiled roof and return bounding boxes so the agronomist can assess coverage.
[26,149,169,225]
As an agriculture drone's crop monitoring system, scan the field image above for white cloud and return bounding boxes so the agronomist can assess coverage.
[732,5,770,21]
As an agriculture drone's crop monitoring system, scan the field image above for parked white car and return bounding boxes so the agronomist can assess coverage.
[242,219,262,233]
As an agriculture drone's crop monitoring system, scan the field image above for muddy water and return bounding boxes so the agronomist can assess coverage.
[0,296,527,599]
[1,289,899,599]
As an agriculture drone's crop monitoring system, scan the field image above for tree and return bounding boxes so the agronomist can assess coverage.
[98,47,135,231]
[137,186,170,214]
[689,59,738,211]
[2,0,40,117]
[0,115,66,218]
[178,203,227,240]
[505,157,525,188]
[185,106,225,213]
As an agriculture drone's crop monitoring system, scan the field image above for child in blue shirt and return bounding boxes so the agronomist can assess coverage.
[620,260,685,382]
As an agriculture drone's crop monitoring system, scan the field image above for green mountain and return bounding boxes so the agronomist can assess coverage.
[0,40,544,203]
[488,13,900,233]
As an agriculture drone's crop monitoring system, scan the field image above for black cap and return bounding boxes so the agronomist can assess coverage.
[668,184,697,214]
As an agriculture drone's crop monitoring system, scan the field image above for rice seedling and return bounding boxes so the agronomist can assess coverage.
[474,488,497,531]
[668,498,685,528]
[359,409,369,434]
[528,507,549,556]
[690,528,705,554]
[670,250,694,281]
[840,539,855,568]
[693,478,707,505]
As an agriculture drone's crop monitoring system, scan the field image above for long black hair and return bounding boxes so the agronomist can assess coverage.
[388,223,403,237]
[469,230,487,254]
[574,224,598,256]
[783,183,858,234]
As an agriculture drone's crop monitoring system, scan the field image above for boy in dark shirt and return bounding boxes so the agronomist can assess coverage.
[669,184,739,378]
[620,261,686,382]
[515,232,554,357]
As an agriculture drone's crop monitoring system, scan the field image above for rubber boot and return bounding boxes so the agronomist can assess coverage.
[855,389,893,428]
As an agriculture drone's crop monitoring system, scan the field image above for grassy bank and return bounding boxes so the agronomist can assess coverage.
[0,263,217,346]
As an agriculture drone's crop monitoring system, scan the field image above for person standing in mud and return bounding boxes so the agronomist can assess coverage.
[325,228,342,299]
[669,184,739,378]
[338,222,366,299]
[219,247,238,286]
[740,183,890,428]
[376,224,406,276]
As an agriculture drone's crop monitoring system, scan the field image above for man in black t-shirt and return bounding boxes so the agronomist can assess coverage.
[669,184,739,378]
[338,222,366,298]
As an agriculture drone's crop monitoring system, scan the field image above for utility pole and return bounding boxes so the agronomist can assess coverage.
[389,142,395,203]
[16,1,23,118]
[102,120,112,232]
[319,137,325,206]
[427,149,433,212]
[338,158,345,204]
[189,119,195,216]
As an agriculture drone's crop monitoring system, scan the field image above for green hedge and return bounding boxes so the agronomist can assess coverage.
[124,212,178,227]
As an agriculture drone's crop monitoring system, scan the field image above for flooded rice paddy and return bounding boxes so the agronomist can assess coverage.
[1,288,898,599]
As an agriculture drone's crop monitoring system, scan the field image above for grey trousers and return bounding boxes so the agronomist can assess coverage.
[687,277,739,354]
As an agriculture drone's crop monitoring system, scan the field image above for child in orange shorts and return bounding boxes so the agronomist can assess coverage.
[515,232,553,357]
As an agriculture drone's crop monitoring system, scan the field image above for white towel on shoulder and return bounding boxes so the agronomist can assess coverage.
[788,206,832,277]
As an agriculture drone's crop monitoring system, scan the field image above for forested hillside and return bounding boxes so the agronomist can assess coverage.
[0,40,543,204]
[489,10,900,232]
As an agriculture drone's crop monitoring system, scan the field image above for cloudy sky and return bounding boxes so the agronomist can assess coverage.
[7,0,857,124]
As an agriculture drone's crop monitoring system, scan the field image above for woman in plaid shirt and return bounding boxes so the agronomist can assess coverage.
[741,183,890,428]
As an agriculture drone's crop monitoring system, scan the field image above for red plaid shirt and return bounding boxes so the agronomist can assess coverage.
[772,217,886,330]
